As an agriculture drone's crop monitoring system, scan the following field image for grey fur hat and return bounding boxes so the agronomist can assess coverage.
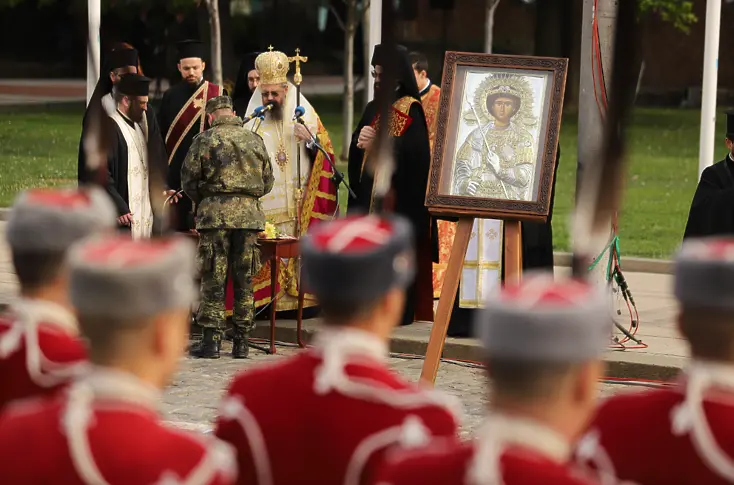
[475,272,612,362]
[300,214,416,304]
[68,235,197,320]
[5,186,117,253]
[674,237,734,311]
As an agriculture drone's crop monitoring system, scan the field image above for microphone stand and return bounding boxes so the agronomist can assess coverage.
[296,118,356,200]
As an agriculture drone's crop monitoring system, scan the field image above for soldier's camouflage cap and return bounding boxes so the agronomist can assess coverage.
[69,235,197,320]
[206,95,233,115]
[300,214,416,304]
[6,186,117,254]
[674,237,734,311]
[475,272,612,362]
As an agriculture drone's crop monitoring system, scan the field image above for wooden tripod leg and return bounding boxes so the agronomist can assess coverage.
[419,217,474,385]
[504,220,523,285]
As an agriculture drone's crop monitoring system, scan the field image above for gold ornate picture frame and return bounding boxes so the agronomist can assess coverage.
[426,52,568,222]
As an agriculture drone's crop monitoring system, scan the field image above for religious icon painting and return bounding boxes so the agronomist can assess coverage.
[426,52,568,223]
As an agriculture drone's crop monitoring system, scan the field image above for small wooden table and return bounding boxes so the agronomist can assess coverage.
[258,238,306,354]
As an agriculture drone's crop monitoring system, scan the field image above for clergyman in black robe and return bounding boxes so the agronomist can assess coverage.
[102,74,165,238]
[78,44,166,187]
[684,112,734,239]
[346,43,436,326]
[157,40,224,232]
[232,52,261,117]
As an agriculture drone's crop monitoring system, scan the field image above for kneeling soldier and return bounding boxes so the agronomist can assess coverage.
[0,235,236,484]
[183,95,274,359]
[0,187,116,411]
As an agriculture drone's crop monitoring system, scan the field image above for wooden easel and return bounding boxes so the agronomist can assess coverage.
[419,217,523,385]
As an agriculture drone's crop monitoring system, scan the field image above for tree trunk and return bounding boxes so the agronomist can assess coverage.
[341,2,357,161]
[484,0,500,53]
[218,0,237,83]
[363,4,372,107]
[206,0,223,87]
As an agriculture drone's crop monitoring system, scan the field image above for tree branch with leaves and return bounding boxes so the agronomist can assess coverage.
[332,0,370,160]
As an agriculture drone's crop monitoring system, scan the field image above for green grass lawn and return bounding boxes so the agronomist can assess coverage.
[0,101,718,259]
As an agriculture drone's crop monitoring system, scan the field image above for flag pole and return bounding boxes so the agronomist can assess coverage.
[366,0,382,105]
[86,0,101,106]
[698,0,722,179]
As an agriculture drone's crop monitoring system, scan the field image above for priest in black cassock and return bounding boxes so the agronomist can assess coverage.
[78,44,166,186]
[684,111,734,239]
[103,74,165,240]
[346,43,435,326]
[232,51,261,117]
[157,40,224,233]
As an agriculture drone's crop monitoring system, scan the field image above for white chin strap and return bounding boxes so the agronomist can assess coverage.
[671,362,734,481]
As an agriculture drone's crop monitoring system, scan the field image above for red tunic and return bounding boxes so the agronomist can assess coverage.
[374,415,600,485]
[0,369,237,484]
[0,299,87,412]
[214,328,461,485]
[575,362,734,485]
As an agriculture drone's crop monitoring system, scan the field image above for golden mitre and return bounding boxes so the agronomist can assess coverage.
[256,46,290,85]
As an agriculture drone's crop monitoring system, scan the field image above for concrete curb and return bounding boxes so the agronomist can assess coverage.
[0,302,680,382]
[0,209,676,274]
[249,319,684,382]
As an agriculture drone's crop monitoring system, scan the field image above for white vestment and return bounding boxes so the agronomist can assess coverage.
[460,219,504,308]
[109,109,153,240]
[243,84,319,236]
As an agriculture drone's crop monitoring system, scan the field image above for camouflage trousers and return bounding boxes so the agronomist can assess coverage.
[196,229,261,333]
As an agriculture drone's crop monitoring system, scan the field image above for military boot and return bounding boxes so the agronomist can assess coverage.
[189,328,221,359]
[232,329,249,359]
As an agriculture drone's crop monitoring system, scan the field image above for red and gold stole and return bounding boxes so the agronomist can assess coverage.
[164,81,223,165]
[421,84,441,155]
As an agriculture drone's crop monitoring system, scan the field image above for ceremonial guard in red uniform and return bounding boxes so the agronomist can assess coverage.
[574,237,734,485]
[0,235,236,484]
[0,187,116,411]
[214,215,461,485]
[374,273,613,485]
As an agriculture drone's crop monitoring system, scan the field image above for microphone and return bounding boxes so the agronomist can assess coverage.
[292,105,306,122]
[242,103,274,124]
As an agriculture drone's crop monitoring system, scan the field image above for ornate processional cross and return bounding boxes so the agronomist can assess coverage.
[288,48,308,86]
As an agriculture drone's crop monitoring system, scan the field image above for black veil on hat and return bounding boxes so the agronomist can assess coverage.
[233,51,261,115]
[83,44,141,125]
[371,43,420,101]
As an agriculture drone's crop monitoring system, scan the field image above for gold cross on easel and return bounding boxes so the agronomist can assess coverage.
[288,48,308,86]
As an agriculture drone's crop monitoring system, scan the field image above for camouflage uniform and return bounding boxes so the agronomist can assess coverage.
[182,106,274,346]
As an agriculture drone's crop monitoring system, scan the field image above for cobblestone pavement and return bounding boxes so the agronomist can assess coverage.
[163,341,635,437]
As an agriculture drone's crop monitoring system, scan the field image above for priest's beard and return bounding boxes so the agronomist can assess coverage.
[270,102,283,121]
[128,102,145,124]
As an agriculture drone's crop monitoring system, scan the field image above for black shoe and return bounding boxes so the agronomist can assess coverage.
[232,331,249,359]
[189,328,221,359]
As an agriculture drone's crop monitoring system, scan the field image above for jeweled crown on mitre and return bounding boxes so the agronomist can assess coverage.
[255,46,289,85]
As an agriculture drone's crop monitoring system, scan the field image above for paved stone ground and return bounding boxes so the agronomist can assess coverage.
[163,343,633,437]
